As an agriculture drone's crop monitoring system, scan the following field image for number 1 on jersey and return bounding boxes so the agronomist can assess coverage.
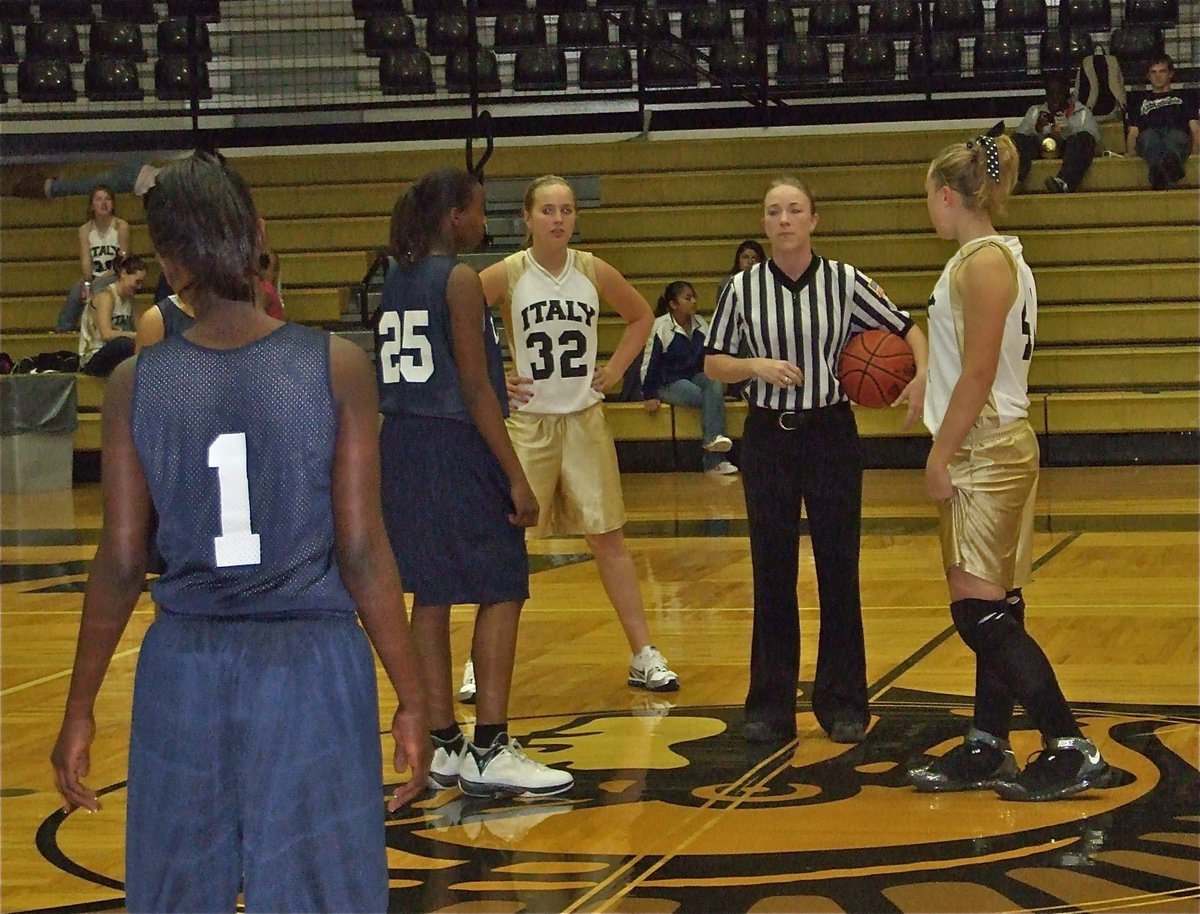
[208,432,262,568]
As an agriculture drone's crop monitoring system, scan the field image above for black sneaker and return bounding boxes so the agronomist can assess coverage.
[908,738,1018,792]
[993,737,1112,802]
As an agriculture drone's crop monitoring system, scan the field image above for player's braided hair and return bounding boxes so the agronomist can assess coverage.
[146,151,259,304]
[390,168,480,264]
[927,123,1018,217]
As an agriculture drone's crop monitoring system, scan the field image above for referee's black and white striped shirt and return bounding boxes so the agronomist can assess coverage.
[706,256,913,411]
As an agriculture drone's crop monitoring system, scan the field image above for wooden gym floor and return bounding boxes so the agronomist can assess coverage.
[2,465,1197,913]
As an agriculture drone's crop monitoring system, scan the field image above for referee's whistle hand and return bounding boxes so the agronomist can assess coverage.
[753,358,803,386]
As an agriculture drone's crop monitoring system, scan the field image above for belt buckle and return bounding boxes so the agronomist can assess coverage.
[778,411,798,431]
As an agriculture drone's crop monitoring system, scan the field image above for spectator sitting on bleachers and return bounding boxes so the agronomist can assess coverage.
[79,251,145,377]
[1127,54,1200,190]
[1013,72,1101,193]
[716,239,765,307]
[641,281,737,476]
[55,186,130,333]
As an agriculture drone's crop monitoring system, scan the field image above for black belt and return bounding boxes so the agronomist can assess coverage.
[752,401,849,431]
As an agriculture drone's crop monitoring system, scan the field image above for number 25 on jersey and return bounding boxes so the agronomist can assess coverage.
[378,310,434,384]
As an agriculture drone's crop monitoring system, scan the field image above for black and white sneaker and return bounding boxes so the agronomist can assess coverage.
[458,734,574,799]
[909,737,1018,792]
[994,736,1112,802]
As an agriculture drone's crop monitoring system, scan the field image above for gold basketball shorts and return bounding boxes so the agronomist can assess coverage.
[506,402,627,538]
[938,417,1039,590]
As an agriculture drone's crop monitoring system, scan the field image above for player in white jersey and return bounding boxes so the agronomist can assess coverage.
[476,175,680,693]
[907,129,1111,802]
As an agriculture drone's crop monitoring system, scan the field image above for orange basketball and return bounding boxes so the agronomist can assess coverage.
[838,329,916,409]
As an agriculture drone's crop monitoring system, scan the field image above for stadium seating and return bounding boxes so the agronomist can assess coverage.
[558,11,609,49]
[843,34,896,80]
[364,15,416,57]
[579,45,632,88]
[932,0,983,33]
[1063,0,1111,28]
[0,2,31,24]
[25,20,82,62]
[0,21,15,63]
[513,45,567,90]
[445,46,502,92]
[157,17,213,60]
[84,55,143,100]
[681,4,733,43]
[996,0,1048,31]
[742,2,797,42]
[494,12,548,51]
[1123,0,1177,27]
[619,7,672,44]
[379,46,435,93]
[709,40,762,84]
[776,37,829,83]
[155,54,211,99]
[808,0,859,36]
[17,57,75,100]
[90,21,148,61]
[166,0,220,23]
[973,31,1028,76]
[38,0,93,24]
[1039,28,1094,71]
[907,31,961,81]
[100,0,157,23]
[1108,25,1164,80]
[641,42,697,87]
[426,12,472,54]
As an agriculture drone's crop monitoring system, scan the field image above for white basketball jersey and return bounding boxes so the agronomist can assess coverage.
[924,235,1037,437]
[502,248,603,415]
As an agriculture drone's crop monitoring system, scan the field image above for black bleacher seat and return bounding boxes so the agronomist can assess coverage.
[0,21,15,62]
[0,2,30,24]
[641,42,697,86]
[380,46,435,93]
[157,17,212,60]
[1039,28,1093,70]
[1108,25,1164,79]
[364,14,416,57]
[710,39,761,83]
[1123,0,1177,27]
[25,20,82,61]
[907,31,961,80]
[932,0,983,32]
[513,45,566,88]
[808,0,859,37]
[743,1,797,42]
[973,30,1027,75]
[166,0,220,23]
[579,44,631,87]
[411,0,465,15]
[85,55,143,99]
[494,12,547,50]
[155,54,211,99]
[868,0,920,33]
[843,33,895,79]
[17,56,74,99]
[478,0,529,14]
[682,4,731,43]
[1063,0,1110,28]
[557,10,608,48]
[38,0,94,23]
[90,21,147,61]
[618,7,671,43]
[101,0,157,23]
[995,0,1047,31]
[536,0,590,12]
[1,66,7,100]
[445,46,501,92]
[353,0,406,16]
[426,12,472,53]
[776,37,828,83]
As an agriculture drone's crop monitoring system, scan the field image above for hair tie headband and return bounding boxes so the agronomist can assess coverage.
[965,122,1005,183]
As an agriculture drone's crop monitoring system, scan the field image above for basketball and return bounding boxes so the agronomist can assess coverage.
[838,329,916,408]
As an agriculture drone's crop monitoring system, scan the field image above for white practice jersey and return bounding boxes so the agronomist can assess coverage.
[502,248,603,415]
[924,235,1037,437]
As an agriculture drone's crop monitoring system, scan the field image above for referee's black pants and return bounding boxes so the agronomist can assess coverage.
[740,402,868,735]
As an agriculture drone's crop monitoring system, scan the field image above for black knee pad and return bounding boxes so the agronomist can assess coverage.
[951,598,1021,654]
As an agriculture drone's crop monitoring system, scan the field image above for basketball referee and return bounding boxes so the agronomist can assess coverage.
[705,177,928,745]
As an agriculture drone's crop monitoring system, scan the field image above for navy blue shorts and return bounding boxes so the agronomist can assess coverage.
[380,413,529,606]
[125,613,387,913]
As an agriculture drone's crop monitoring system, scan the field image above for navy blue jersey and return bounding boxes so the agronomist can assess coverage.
[131,323,357,617]
[375,256,507,421]
[158,296,196,339]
